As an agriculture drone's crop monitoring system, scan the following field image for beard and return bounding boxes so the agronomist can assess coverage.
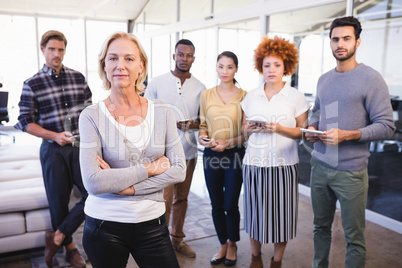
[333,46,356,61]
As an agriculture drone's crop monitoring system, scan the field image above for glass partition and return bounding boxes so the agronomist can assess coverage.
[354,0,402,222]
[268,0,402,221]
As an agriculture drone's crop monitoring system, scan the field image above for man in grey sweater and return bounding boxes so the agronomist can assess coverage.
[305,16,395,268]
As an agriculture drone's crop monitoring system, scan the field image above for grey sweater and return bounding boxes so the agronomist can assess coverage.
[79,99,186,202]
[310,64,395,170]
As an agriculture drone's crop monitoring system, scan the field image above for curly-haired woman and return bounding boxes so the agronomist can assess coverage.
[241,36,311,268]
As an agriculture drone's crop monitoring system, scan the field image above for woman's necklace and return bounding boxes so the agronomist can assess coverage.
[108,94,146,163]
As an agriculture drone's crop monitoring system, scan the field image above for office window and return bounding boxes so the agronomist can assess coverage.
[354,0,402,20]
[151,35,172,78]
[37,18,86,75]
[183,28,217,88]
[86,20,127,103]
[218,19,260,91]
[354,0,402,98]
[268,1,347,94]
[0,15,37,122]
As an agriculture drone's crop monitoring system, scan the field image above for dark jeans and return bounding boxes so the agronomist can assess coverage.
[40,141,87,246]
[83,214,179,268]
[203,146,245,245]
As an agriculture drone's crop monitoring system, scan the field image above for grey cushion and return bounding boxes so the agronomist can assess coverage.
[26,208,52,232]
[0,212,25,237]
[0,231,46,254]
[0,145,39,162]
[0,185,48,213]
[0,159,43,182]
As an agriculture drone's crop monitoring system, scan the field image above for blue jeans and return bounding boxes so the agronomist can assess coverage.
[83,214,179,268]
[310,158,368,268]
[203,146,245,245]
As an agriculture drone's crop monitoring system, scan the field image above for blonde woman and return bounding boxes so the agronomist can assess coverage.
[79,32,185,268]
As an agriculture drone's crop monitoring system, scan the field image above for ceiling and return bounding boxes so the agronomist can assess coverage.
[0,0,149,21]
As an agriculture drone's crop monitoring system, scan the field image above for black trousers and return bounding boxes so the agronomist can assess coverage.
[83,214,179,268]
[40,141,87,246]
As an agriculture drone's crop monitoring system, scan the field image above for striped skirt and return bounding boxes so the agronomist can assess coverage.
[242,164,299,244]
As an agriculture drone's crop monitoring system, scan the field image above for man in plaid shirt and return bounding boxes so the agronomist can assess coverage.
[15,30,91,268]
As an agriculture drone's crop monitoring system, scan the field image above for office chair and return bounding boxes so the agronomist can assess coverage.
[0,90,9,124]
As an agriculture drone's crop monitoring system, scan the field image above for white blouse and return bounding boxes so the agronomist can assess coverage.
[241,82,311,167]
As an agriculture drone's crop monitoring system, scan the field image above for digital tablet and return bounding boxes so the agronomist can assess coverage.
[246,118,269,125]
[301,128,325,134]
[178,119,190,124]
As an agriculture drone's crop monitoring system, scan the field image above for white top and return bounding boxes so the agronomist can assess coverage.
[144,72,206,160]
[84,99,165,223]
[241,82,311,167]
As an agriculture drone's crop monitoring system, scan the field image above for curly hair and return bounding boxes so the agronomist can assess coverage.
[254,36,299,76]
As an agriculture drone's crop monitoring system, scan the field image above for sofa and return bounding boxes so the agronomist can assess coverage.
[0,139,52,254]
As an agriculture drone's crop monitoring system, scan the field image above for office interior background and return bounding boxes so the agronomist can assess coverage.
[0,0,401,232]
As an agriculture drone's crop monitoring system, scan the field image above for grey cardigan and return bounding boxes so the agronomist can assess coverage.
[79,99,186,202]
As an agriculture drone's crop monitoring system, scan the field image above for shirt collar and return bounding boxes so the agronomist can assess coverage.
[279,82,291,96]
[42,64,65,77]
[169,70,192,81]
[256,81,291,97]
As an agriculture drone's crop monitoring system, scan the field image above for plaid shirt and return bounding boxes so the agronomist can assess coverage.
[15,65,92,136]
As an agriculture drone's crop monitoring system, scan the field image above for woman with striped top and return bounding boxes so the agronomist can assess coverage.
[241,36,311,268]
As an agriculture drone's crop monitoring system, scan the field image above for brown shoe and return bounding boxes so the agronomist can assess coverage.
[66,248,86,267]
[44,231,61,268]
[172,239,196,258]
[250,252,263,268]
[270,257,282,268]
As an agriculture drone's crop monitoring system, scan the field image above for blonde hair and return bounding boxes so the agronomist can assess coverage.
[254,36,299,76]
[98,32,148,93]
